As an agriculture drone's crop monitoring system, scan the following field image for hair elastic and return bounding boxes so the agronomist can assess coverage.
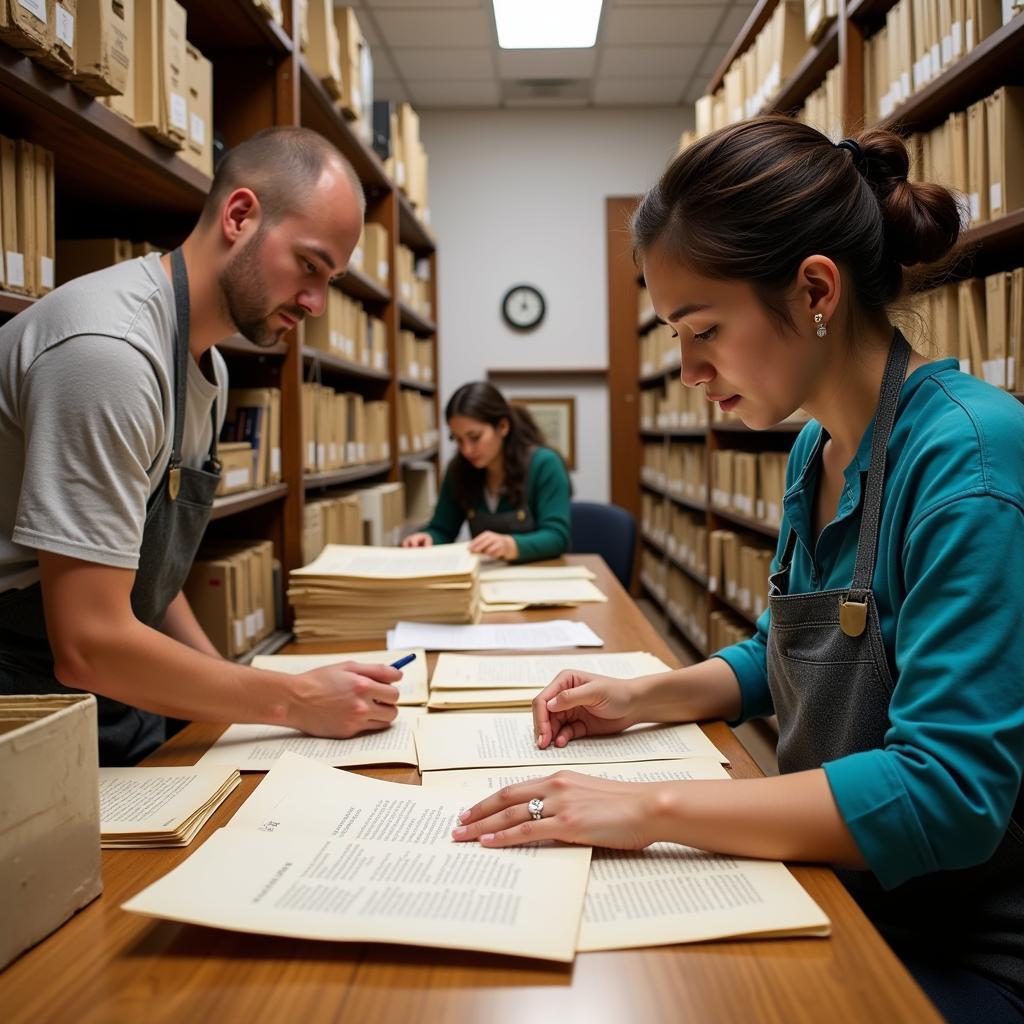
[836,138,865,169]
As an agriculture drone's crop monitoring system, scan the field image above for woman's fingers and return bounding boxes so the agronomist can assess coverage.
[452,798,539,841]
[456,778,553,826]
[553,718,589,748]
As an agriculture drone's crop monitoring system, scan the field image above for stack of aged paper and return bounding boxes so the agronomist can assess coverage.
[252,648,429,706]
[427,651,671,710]
[123,753,591,962]
[479,565,607,612]
[387,619,603,651]
[99,766,240,848]
[288,544,481,642]
[195,707,426,772]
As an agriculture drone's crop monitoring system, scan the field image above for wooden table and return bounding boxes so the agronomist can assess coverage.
[1,556,940,1023]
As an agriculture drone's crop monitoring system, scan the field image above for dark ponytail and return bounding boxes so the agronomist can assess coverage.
[444,382,549,511]
[632,115,963,327]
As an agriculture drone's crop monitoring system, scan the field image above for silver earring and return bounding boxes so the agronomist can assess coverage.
[814,313,827,338]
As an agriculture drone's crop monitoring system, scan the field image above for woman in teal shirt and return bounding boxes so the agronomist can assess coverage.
[403,382,571,562]
[451,120,1024,1022]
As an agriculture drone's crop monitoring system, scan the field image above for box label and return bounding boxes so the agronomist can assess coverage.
[233,620,244,650]
[990,182,1003,215]
[40,256,54,290]
[271,448,281,476]
[56,5,74,45]
[225,467,250,490]
[245,612,257,639]
[190,113,206,146]
[5,252,25,288]
[170,93,188,132]
[18,0,46,21]
[254,608,266,632]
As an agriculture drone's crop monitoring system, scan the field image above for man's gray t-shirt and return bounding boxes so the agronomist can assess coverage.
[0,253,229,587]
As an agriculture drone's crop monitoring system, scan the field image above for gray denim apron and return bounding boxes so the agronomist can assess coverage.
[466,447,538,537]
[0,248,222,766]
[766,331,1024,994]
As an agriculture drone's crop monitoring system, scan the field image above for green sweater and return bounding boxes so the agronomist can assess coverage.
[424,446,571,563]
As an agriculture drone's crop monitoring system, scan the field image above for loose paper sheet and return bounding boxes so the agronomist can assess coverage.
[427,688,538,710]
[430,652,670,690]
[291,543,477,580]
[419,759,830,951]
[251,649,428,705]
[480,565,597,583]
[195,707,425,771]
[123,754,591,962]
[480,579,607,607]
[387,620,604,651]
[415,713,728,772]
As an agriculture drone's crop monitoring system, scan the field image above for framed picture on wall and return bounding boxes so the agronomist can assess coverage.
[510,396,576,471]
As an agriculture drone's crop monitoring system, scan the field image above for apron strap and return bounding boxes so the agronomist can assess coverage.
[169,248,191,469]
[842,330,911,631]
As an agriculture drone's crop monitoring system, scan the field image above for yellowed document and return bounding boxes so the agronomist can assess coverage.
[480,565,596,583]
[418,759,829,950]
[251,649,428,705]
[99,766,240,848]
[480,579,607,607]
[387,619,603,651]
[123,753,591,962]
[415,713,728,772]
[430,651,670,690]
[578,845,830,950]
[291,542,478,580]
[194,707,424,770]
[427,688,538,710]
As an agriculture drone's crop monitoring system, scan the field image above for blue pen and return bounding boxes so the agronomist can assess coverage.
[389,653,416,670]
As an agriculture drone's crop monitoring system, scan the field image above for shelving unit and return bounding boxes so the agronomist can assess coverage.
[0,1,441,658]
[608,0,1024,658]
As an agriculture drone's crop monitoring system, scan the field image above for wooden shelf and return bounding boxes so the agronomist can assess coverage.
[668,492,709,514]
[399,303,437,336]
[638,314,659,335]
[639,367,676,386]
[667,607,709,657]
[217,336,289,358]
[398,192,436,253]
[764,19,840,116]
[210,484,289,521]
[958,208,1024,277]
[235,629,293,666]
[706,0,779,94]
[399,377,437,394]
[881,18,1024,134]
[668,552,709,589]
[337,267,390,305]
[298,59,390,192]
[640,426,706,438]
[710,589,762,629]
[302,347,391,382]
[304,461,393,490]
[0,289,33,316]
[848,0,897,22]
[711,504,782,540]
[0,48,209,217]
[641,531,666,556]
[400,445,439,465]
[178,0,292,54]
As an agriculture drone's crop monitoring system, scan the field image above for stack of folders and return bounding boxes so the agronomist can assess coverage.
[99,766,240,848]
[427,651,670,710]
[288,543,481,642]
[479,565,607,612]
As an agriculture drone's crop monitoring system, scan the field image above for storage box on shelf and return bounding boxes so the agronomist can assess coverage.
[710,609,755,652]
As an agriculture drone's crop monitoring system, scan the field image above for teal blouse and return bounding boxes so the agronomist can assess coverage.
[424,446,571,563]
[716,359,1024,890]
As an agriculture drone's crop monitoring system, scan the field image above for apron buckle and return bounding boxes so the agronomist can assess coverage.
[168,466,181,502]
[839,597,868,637]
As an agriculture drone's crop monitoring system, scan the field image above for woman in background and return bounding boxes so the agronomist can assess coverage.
[402,381,571,562]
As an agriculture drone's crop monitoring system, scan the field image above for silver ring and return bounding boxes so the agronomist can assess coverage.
[528,797,544,821]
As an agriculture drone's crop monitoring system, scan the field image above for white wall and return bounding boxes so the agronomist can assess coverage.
[421,107,691,501]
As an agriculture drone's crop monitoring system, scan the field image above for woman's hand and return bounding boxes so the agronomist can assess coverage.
[451,771,668,849]
[401,532,434,548]
[468,531,518,561]
[285,660,401,738]
[533,671,652,749]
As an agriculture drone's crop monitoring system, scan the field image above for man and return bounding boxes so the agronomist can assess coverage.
[0,126,401,766]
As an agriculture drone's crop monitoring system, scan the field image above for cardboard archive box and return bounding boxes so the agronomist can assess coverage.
[134,0,188,149]
[74,0,132,97]
[0,694,102,971]
[182,42,213,177]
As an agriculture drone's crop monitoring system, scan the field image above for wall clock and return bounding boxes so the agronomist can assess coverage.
[501,284,546,331]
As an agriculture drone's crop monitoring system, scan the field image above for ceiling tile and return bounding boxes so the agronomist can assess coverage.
[715,5,753,43]
[496,48,597,79]
[408,79,501,107]
[602,6,725,46]
[600,45,703,78]
[391,47,494,79]
[372,9,493,47]
[592,77,686,105]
